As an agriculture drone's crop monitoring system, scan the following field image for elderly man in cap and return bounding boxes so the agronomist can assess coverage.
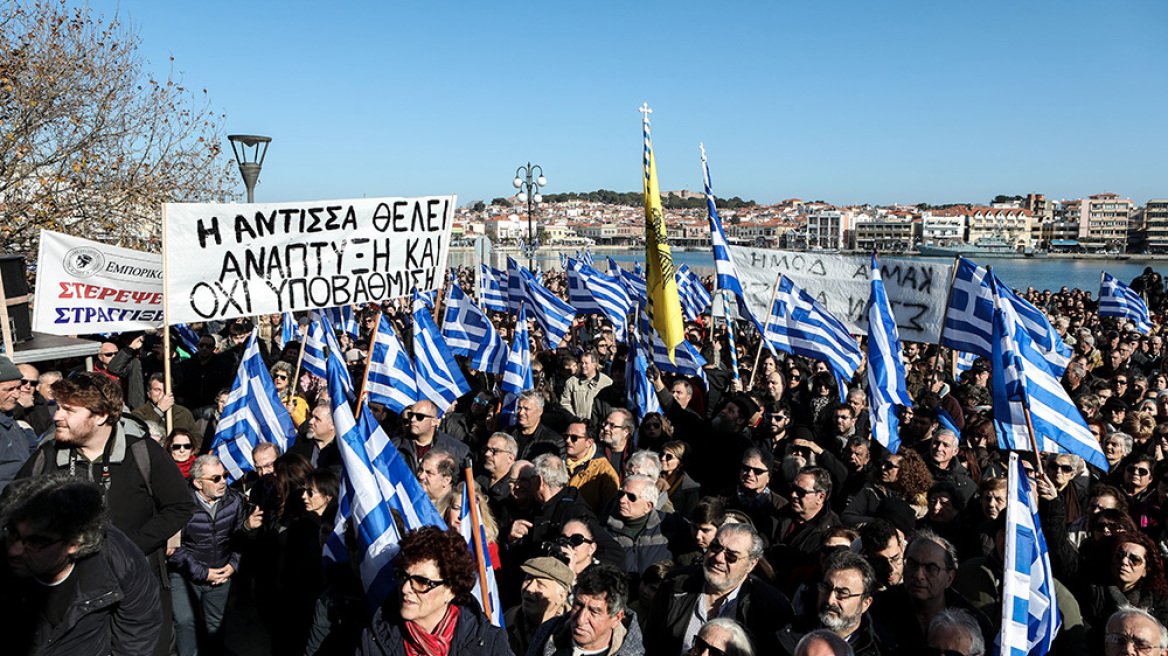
[504,556,575,656]
[0,356,37,491]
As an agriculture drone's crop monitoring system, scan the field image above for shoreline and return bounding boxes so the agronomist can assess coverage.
[448,245,1168,261]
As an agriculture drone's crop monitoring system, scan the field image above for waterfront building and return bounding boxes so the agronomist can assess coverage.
[966,206,1033,247]
[805,208,849,250]
[852,214,916,252]
[921,208,968,244]
[1068,193,1134,252]
[1144,199,1168,253]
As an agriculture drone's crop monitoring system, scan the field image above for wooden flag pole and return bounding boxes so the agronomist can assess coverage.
[161,204,173,435]
[463,461,495,623]
[750,272,784,381]
[721,290,741,386]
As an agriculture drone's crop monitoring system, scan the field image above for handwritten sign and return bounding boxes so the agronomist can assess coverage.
[729,246,954,343]
[33,229,165,334]
[165,196,456,325]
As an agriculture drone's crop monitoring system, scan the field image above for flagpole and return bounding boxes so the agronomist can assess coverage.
[292,326,308,399]
[356,333,377,416]
[460,457,492,620]
[721,290,741,386]
[751,272,784,382]
[1022,405,1047,481]
[161,204,173,436]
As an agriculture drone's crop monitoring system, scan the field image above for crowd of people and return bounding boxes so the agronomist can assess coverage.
[2,263,1168,656]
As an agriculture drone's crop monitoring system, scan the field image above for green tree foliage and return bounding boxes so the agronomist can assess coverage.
[541,189,756,210]
[0,0,237,258]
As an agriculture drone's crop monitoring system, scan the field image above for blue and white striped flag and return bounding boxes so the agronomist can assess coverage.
[365,314,418,413]
[460,483,504,627]
[627,331,662,422]
[1001,452,1060,656]
[411,289,470,412]
[989,273,1108,469]
[499,304,534,427]
[507,257,576,349]
[944,258,1072,377]
[637,310,707,383]
[210,330,297,482]
[566,259,631,343]
[442,284,507,374]
[175,324,201,355]
[304,311,354,400]
[323,305,359,339]
[578,248,595,267]
[1100,272,1152,334]
[278,313,298,352]
[956,350,977,374]
[479,264,509,314]
[676,265,712,321]
[763,275,863,383]
[866,254,912,454]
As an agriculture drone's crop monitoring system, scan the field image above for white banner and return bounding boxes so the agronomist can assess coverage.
[33,230,165,335]
[164,196,457,325]
[729,246,954,343]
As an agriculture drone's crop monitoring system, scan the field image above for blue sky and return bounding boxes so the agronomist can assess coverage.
[91,0,1167,207]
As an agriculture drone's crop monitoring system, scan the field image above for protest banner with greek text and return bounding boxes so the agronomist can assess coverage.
[164,196,456,325]
[33,229,165,334]
[729,246,953,343]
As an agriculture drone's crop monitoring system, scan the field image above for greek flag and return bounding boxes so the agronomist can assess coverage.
[701,145,767,337]
[479,264,509,314]
[956,350,977,374]
[943,258,1071,377]
[175,324,201,355]
[637,310,707,383]
[322,348,446,608]
[763,275,863,382]
[578,248,595,267]
[210,330,297,482]
[1100,272,1152,334]
[627,331,663,422]
[865,254,912,454]
[1001,452,1060,656]
[365,313,418,413]
[278,313,298,351]
[499,304,534,427]
[460,483,504,627]
[323,305,358,339]
[411,290,470,411]
[442,284,507,374]
[304,311,353,400]
[566,259,631,342]
[989,273,1108,469]
[676,265,712,321]
[507,257,576,349]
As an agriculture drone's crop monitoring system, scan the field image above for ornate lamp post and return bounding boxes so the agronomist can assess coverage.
[228,134,271,203]
[512,163,546,271]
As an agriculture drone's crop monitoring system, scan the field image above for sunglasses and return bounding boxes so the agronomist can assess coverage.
[880,461,901,471]
[561,533,594,548]
[693,635,726,656]
[397,572,446,594]
[403,411,435,421]
[473,396,494,406]
[1117,550,1146,567]
[740,464,768,476]
[616,490,641,503]
[273,373,289,380]
[706,541,744,564]
[200,474,225,483]
[1054,464,1076,474]
[19,379,35,387]
[791,487,820,498]
[1128,465,1152,477]
[170,443,193,451]
[661,453,678,462]
[565,434,588,443]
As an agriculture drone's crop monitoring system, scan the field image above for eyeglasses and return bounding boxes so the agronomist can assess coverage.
[484,446,512,456]
[403,411,435,421]
[473,396,494,406]
[273,373,289,380]
[603,422,629,431]
[661,453,677,462]
[904,556,946,577]
[1128,465,1152,477]
[1105,633,1159,655]
[565,434,588,443]
[98,352,116,358]
[200,474,225,483]
[303,488,320,498]
[3,523,65,553]
[561,533,594,548]
[397,572,447,594]
[1117,550,1146,567]
[740,464,768,476]
[67,372,111,405]
[170,443,193,452]
[693,635,727,656]
[816,581,865,601]
[880,461,901,471]
[790,486,821,498]
[1054,464,1076,474]
[706,541,744,564]
[616,490,640,503]
[18,379,35,387]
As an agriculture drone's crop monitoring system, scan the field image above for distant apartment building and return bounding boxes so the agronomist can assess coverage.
[1143,199,1168,253]
[726,220,781,247]
[1068,193,1134,251]
[805,209,848,250]
[852,215,916,252]
[966,207,1033,247]
[577,223,639,245]
[921,208,968,244]
[485,216,529,242]
[1025,193,1055,245]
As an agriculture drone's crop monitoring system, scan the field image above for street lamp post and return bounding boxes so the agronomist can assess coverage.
[512,163,546,271]
[228,134,272,203]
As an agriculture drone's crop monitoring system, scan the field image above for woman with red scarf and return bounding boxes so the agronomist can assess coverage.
[164,428,200,479]
[358,525,513,656]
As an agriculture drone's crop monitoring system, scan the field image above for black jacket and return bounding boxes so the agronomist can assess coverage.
[392,430,471,473]
[776,612,895,656]
[644,565,793,656]
[358,600,514,656]
[169,486,249,582]
[0,525,163,656]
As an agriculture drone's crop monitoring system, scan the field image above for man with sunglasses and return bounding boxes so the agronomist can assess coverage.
[720,447,786,545]
[169,454,262,656]
[646,522,792,656]
[0,356,37,492]
[18,370,195,656]
[12,362,53,437]
[0,476,163,655]
[565,419,620,513]
[601,475,677,587]
[390,399,469,474]
[770,467,842,581]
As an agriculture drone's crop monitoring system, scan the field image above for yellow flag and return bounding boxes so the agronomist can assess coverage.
[640,104,684,363]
